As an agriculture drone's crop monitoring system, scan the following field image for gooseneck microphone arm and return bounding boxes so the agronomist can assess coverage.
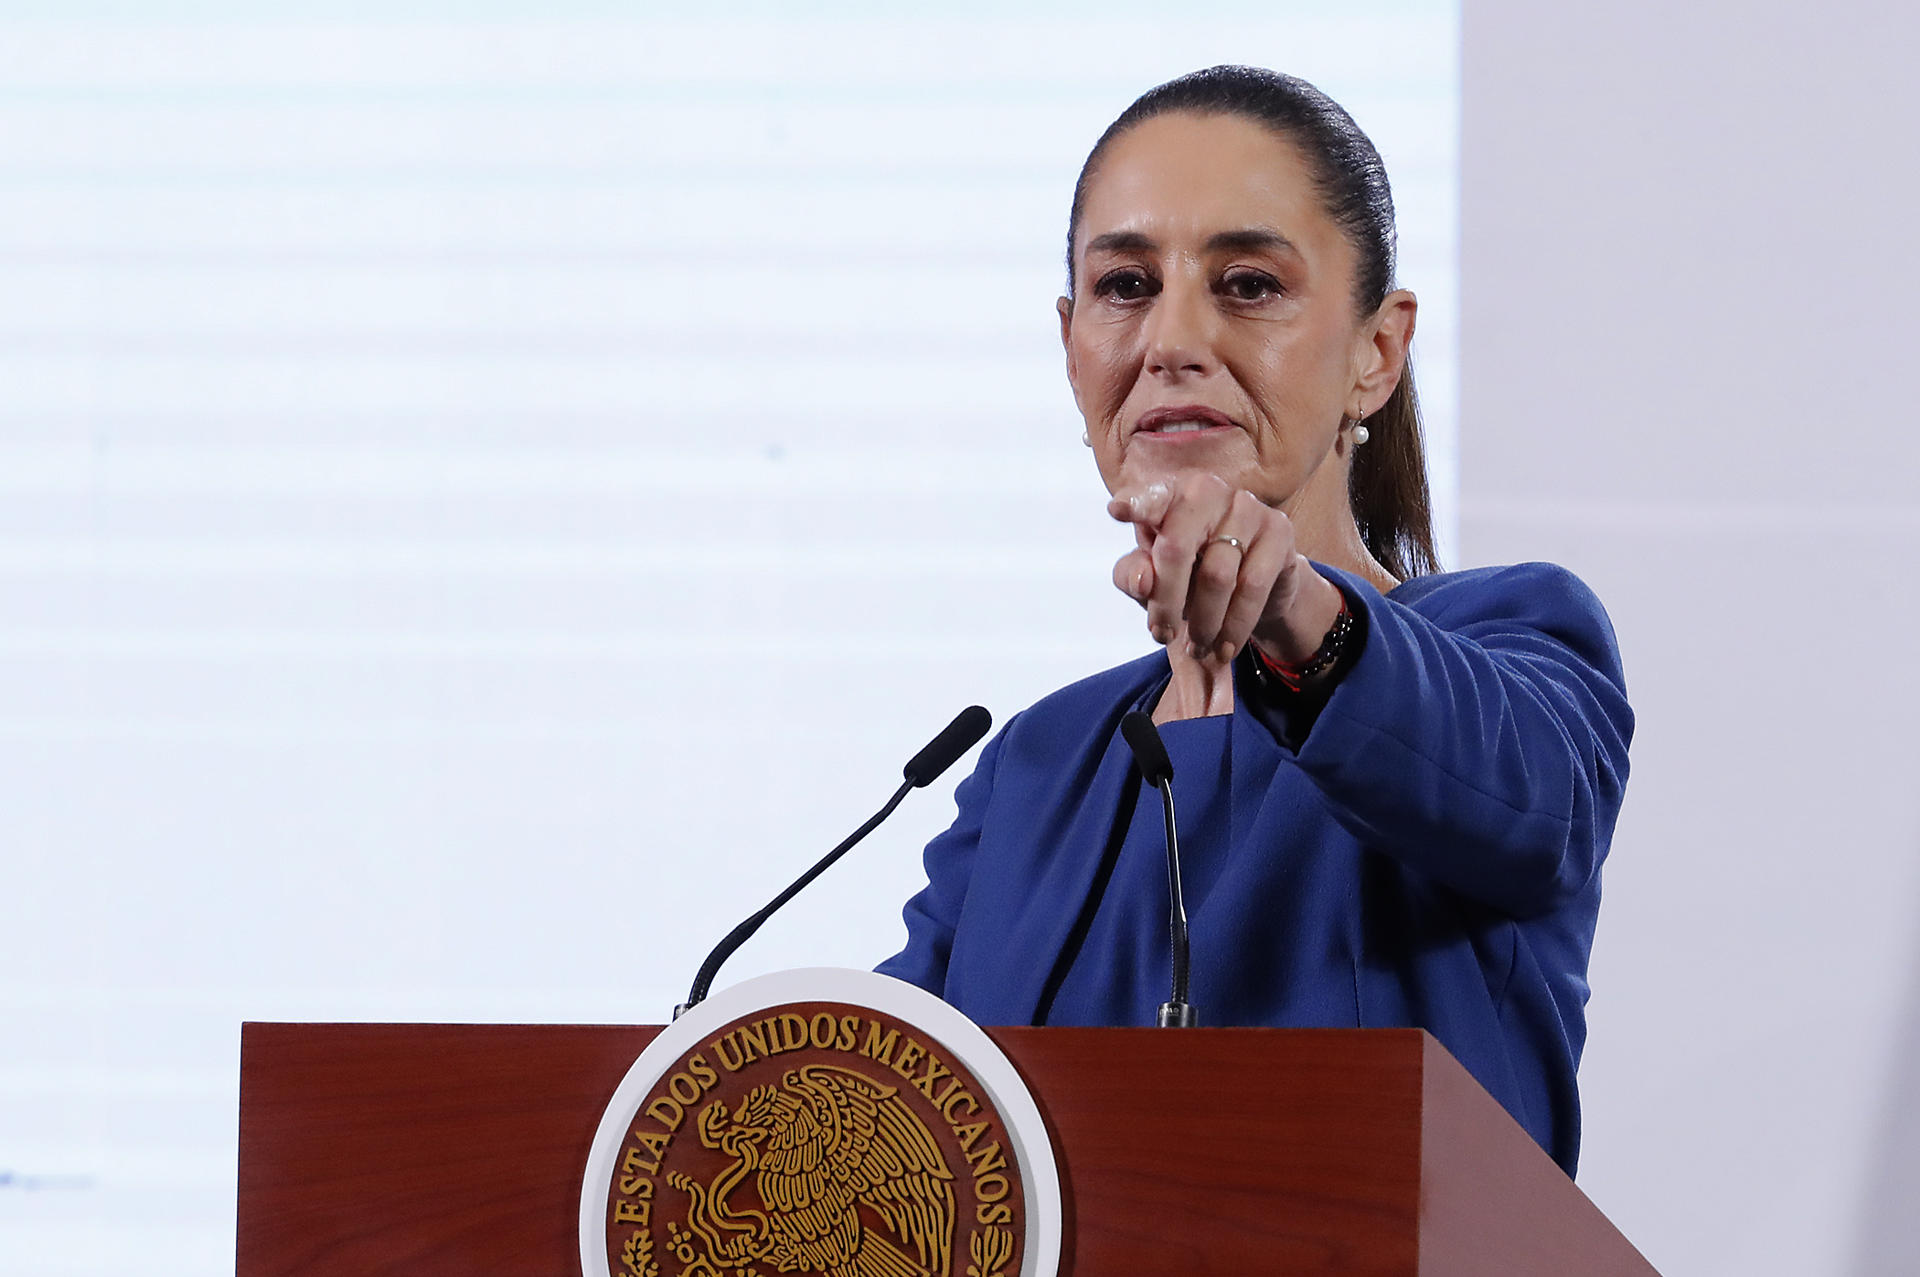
[1121,711,1197,1028]
[679,777,914,1016]
[1154,776,1194,1025]
[676,705,993,1019]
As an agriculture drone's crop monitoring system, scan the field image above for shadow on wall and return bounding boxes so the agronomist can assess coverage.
[1850,838,1920,1276]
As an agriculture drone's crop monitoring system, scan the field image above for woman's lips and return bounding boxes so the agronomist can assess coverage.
[1132,405,1240,439]
[1138,422,1234,438]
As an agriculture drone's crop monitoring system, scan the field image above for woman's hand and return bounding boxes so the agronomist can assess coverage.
[1108,474,1345,668]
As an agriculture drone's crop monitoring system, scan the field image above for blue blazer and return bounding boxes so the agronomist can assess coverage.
[879,562,1633,1176]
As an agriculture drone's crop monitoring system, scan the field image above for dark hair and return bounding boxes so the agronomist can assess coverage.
[1066,65,1438,579]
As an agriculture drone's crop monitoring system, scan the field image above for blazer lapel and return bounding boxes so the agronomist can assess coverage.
[953,665,1165,1026]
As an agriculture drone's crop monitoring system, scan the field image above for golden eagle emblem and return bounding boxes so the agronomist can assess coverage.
[666,1063,957,1277]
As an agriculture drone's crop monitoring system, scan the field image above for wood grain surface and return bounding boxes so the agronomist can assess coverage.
[237,1022,1655,1276]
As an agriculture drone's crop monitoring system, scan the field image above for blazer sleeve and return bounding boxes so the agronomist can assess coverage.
[1253,562,1634,919]
[874,720,1009,994]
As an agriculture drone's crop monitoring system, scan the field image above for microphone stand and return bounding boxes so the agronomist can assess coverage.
[1149,770,1197,1028]
[677,778,914,1019]
[1120,711,1197,1028]
[673,705,992,1019]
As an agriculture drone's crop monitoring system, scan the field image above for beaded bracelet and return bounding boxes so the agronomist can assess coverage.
[1250,600,1354,695]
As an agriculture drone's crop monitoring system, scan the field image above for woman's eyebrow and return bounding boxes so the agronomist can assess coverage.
[1206,228,1298,256]
[1083,228,1300,256]
[1084,230,1156,255]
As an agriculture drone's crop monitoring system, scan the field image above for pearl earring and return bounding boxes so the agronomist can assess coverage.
[1352,422,1370,446]
[1082,430,1091,447]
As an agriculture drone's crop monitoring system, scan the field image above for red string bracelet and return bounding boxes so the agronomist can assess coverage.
[1251,600,1354,695]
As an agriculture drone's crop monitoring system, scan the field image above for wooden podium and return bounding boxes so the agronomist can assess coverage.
[236,1022,1656,1275]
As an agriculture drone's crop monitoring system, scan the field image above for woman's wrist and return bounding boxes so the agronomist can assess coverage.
[1253,566,1346,664]
[1248,573,1357,697]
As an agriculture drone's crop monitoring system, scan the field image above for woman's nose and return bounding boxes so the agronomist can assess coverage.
[1142,279,1217,376]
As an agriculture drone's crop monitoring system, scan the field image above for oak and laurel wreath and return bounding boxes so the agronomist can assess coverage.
[966,1225,1015,1277]
[619,1230,660,1277]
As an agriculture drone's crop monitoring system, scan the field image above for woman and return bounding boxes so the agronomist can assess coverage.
[878,66,1631,1178]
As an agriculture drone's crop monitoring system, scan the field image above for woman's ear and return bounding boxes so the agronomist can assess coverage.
[1057,294,1077,385]
[1351,289,1417,410]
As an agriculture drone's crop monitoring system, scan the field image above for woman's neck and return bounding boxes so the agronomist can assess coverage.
[1154,642,1235,724]
[1287,491,1400,596]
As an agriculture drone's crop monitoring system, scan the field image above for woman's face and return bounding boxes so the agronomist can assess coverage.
[1061,111,1403,520]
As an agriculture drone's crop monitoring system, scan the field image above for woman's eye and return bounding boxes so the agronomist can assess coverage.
[1222,271,1282,301]
[1094,270,1157,301]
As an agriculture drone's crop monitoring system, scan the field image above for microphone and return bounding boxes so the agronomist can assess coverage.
[904,705,993,788]
[676,705,993,1018]
[1120,711,1197,1028]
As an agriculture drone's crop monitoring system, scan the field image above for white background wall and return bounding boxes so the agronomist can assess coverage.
[0,5,1456,1274]
[24,4,1914,1275]
[1462,2,1920,1273]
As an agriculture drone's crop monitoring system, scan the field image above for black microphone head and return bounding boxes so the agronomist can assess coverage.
[903,705,992,787]
[1120,710,1174,786]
